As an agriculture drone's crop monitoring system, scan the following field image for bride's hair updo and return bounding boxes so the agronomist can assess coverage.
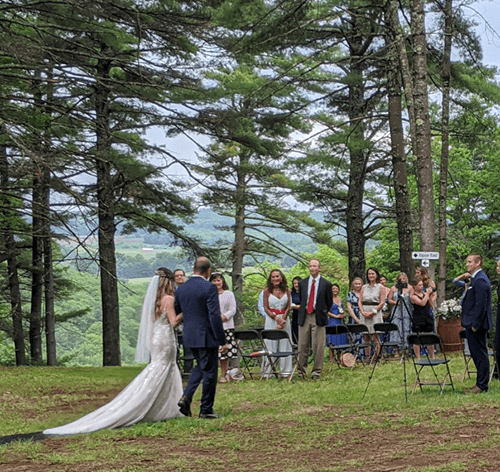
[155,267,175,318]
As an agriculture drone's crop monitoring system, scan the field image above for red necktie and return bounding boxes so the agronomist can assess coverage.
[307,279,316,314]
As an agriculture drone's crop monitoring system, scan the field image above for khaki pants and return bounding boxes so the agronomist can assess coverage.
[298,313,326,377]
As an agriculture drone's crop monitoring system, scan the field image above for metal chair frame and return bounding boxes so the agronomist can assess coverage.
[260,329,300,381]
[373,322,401,363]
[326,324,353,369]
[407,333,454,394]
[233,329,266,380]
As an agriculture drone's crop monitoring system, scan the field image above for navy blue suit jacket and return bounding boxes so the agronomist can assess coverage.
[461,270,493,331]
[297,276,333,327]
[174,276,226,348]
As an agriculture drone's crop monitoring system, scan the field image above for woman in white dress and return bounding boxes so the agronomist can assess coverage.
[43,268,185,436]
[262,269,292,378]
[358,267,384,361]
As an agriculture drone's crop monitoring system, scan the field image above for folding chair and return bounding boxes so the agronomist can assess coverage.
[459,329,499,382]
[346,324,372,365]
[373,323,401,363]
[260,329,299,381]
[326,325,353,369]
[233,329,266,380]
[176,333,196,382]
[407,333,454,394]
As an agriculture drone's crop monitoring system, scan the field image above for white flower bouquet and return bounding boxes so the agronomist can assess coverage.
[435,298,462,321]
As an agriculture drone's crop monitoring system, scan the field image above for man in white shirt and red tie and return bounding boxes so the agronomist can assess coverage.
[297,259,333,379]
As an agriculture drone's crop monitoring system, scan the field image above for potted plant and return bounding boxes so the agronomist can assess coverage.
[435,298,463,352]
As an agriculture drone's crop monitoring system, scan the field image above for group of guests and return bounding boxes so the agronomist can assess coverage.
[181,253,495,393]
[251,261,443,379]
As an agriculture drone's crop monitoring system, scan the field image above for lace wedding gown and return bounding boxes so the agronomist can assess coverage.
[43,312,183,436]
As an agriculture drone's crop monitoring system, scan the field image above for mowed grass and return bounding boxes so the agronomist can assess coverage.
[1,353,500,471]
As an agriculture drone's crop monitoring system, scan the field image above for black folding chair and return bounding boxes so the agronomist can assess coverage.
[407,333,454,394]
[373,323,401,363]
[233,329,266,380]
[346,324,372,365]
[326,325,353,369]
[260,329,299,381]
[459,329,498,382]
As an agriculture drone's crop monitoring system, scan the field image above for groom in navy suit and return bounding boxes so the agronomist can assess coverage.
[175,257,228,418]
[462,253,493,393]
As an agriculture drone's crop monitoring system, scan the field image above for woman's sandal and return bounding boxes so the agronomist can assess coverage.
[219,376,229,383]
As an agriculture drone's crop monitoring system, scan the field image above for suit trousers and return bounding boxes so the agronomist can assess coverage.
[298,313,326,377]
[466,326,490,391]
[183,347,219,415]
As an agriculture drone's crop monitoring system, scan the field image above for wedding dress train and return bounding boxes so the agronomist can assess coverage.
[43,312,183,436]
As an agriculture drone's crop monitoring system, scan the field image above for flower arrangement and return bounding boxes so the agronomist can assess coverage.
[435,298,462,321]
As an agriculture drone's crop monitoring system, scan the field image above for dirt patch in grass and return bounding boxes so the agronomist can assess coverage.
[2,406,500,471]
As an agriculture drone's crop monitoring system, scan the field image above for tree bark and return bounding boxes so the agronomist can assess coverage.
[231,153,247,327]
[437,0,452,303]
[346,13,368,282]
[386,0,414,276]
[411,0,436,269]
[96,53,121,366]
[0,145,28,366]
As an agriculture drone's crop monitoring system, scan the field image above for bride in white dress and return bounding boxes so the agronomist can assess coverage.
[43,268,185,436]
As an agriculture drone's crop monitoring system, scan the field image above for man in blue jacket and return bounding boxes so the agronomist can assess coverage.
[462,253,493,393]
[175,257,228,418]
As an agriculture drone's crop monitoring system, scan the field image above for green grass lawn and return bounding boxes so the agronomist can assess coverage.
[1,354,499,471]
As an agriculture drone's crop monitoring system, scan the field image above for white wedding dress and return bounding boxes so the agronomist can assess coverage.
[43,311,183,436]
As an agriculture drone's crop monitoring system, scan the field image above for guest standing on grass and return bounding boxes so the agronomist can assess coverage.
[327,283,347,362]
[263,269,293,378]
[387,272,412,358]
[409,279,435,360]
[297,259,333,379]
[461,253,493,394]
[290,276,302,344]
[358,267,384,360]
[346,277,364,356]
[209,272,238,384]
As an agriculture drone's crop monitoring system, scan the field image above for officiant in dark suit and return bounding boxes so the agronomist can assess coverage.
[297,259,333,379]
[462,253,493,394]
[175,257,228,418]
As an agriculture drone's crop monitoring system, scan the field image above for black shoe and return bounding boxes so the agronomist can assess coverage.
[199,412,220,419]
[178,396,192,417]
[311,373,321,380]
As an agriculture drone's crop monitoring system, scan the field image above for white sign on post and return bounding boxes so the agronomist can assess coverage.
[412,251,439,260]
[421,259,430,267]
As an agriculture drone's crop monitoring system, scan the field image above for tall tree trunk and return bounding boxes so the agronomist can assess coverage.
[29,73,44,363]
[386,0,414,276]
[411,0,436,270]
[346,15,367,282]
[30,170,44,363]
[231,155,247,326]
[43,68,57,365]
[437,0,452,303]
[43,169,56,365]
[96,54,120,366]
[0,145,28,365]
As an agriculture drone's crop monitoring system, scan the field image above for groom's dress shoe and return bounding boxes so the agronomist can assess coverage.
[464,385,487,394]
[199,412,219,419]
[178,396,192,417]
